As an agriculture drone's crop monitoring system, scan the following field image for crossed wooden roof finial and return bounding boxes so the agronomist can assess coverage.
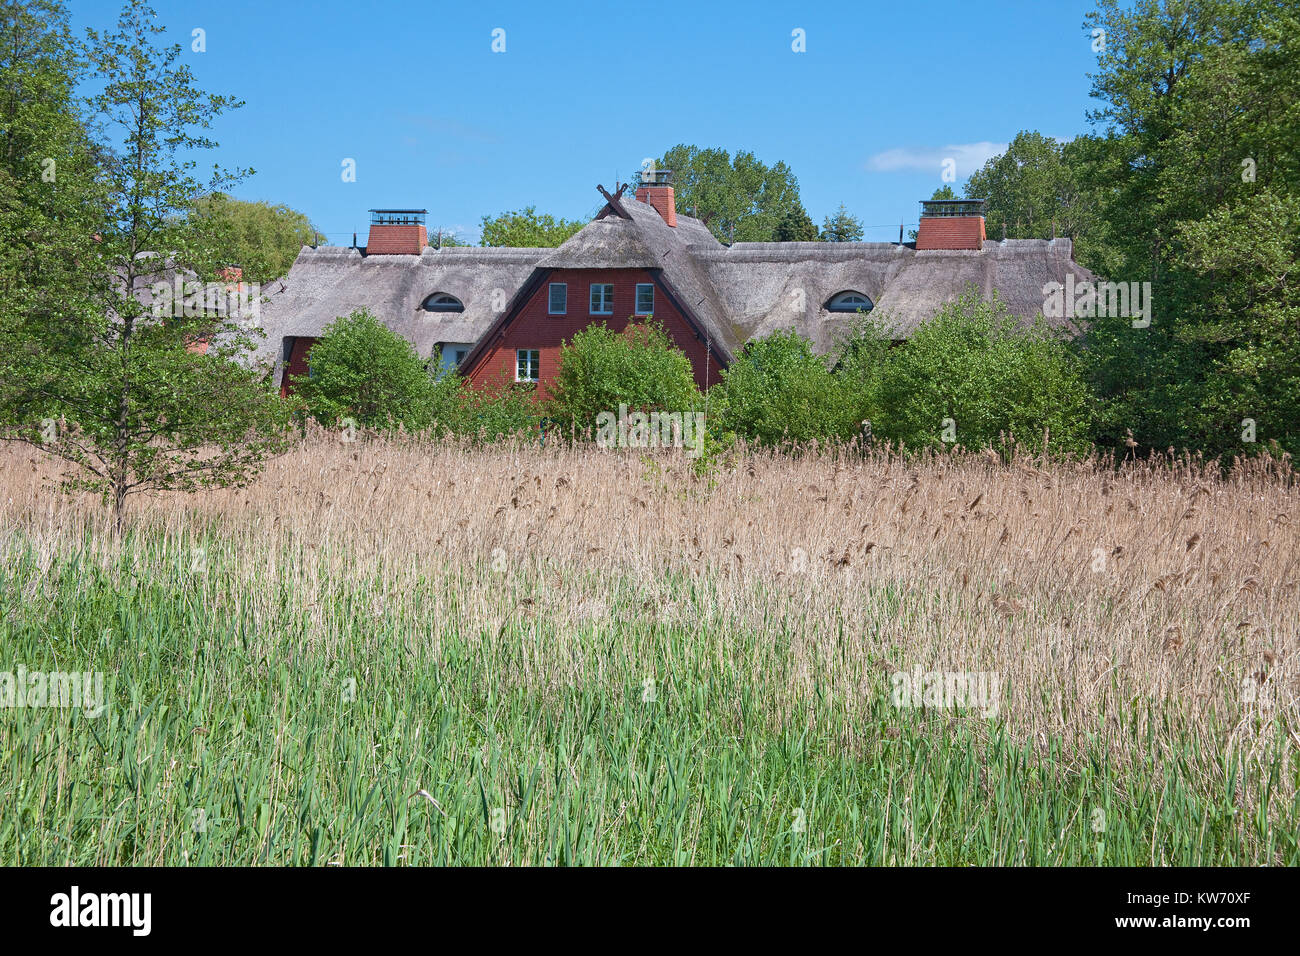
[595,182,632,220]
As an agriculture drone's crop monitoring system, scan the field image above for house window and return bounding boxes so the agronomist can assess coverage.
[590,283,614,315]
[827,291,873,313]
[549,283,567,315]
[516,349,540,382]
[422,293,464,312]
[453,348,467,364]
[635,283,654,315]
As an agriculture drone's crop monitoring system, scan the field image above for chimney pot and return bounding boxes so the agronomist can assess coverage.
[365,208,428,254]
[635,170,677,227]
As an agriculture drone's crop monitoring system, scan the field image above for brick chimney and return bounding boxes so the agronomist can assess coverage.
[635,169,676,227]
[365,209,428,254]
[915,199,986,250]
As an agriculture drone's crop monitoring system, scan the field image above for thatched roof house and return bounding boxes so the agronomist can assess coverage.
[252,180,1094,396]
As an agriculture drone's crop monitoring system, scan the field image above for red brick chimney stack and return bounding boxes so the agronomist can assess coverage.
[365,209,428,255]
[635,169,677,227]
[915,199,986,250]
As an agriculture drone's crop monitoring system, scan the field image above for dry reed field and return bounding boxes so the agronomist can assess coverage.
[1,434,1297,865]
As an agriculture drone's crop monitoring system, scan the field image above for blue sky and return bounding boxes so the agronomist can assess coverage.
[73,0,1103,243]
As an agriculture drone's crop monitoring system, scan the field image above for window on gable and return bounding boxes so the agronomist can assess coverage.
[516,349,540,382]
[826,291,874,313]
[422,293,464,312]
[590,283,614,315]
[635,283,654,315]
[549,283,567,315]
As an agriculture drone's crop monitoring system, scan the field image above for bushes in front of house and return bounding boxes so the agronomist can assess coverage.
[293,310,446,432]
[863,289,1095,455]
[292,309,541,440]
[714,329,864,444]
[299,291,1097,456]
[710,289,1094,455]
[546,322,702,434]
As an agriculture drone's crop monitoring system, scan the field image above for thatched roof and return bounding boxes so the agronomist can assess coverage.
[701,237,1092,353]
[248,245,547,370]
[251,192,1095,377]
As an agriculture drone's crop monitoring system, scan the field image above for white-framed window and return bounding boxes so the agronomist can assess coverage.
[635,283,654,315]
[516,349,540,382]
[548,283,567,315]
[590,283,614,315]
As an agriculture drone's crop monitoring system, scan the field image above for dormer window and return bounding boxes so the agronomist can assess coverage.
[422,293,464,312]
[826,291,873,313]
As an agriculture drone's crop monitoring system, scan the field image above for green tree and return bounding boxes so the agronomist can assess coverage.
[964,131,1088,243]
[190,193,320,282]
[820,203,863,242]
[0,0,105,408]
[872,289,1094,455]
[479,205,583,247]
[1,0,287,533]
[1076,0,1299,457]
[652,145,803,243]
[717,330,862,445]
[774,202,818,241]
[293,309,440,431]
[547,322,700,434]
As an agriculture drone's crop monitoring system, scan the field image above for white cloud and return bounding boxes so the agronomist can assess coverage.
[865,142,1008,178]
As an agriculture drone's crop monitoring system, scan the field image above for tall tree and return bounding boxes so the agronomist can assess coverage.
[0,0,288,532]
[0,0,104,402]
[1077,0,1298,457]
[652,145,803,243]
[774,201,818,241]
[820,203,863,242]
[964,132,1087,245]
[190,193,320,282]
[479,205,583,247]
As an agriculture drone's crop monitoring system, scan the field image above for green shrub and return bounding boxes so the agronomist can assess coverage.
[716,329,864,445]
[453,372,542,442]
[547,322,701,434]
[871,288,1095,454]
[293,309,439,432]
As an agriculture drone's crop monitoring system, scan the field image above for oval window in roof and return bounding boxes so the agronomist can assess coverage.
[827,291,873,313]
[422,293,464,312]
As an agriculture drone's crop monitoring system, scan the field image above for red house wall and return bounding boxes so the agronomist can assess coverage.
[464,269,719,400]
[280,336,317,397]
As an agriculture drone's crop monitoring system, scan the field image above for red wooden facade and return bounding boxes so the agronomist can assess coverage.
[461,268,719,400]
[280,335,317,397]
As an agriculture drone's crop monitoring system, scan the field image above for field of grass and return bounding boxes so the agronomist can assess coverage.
[1,434,1297,865]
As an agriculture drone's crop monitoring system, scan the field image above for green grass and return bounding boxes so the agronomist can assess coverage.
[1,530,1296,866]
